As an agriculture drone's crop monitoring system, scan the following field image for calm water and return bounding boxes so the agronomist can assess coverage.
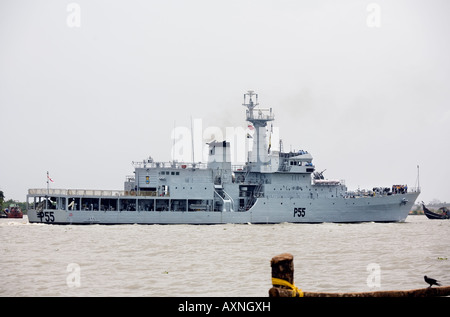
[1,215,449,296]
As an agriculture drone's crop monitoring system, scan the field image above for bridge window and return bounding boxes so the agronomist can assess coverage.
[81,198,99,211]
[119,199,136,211]
[100,198,117,211]
[68,197,80,211]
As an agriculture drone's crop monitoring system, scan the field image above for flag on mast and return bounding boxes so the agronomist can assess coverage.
[47,172,54,183]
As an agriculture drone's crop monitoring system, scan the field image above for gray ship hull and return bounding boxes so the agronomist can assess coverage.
[27,191,419,225]
[27,91,421,225]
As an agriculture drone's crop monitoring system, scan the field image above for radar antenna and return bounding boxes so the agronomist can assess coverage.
[241,90,275,169]
[243,90,258,111]
[242,90,273,125]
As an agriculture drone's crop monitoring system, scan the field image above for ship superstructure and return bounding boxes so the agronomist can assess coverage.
[27,91,420,224]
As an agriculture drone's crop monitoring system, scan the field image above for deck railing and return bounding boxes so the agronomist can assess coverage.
[28,188,163,197]
[28,188,126,197]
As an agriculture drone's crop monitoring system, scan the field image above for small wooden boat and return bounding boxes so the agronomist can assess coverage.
[422,203,449,220]
[1,204,23,218]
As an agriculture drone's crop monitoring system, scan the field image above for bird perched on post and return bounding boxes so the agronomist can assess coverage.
[424,276,441,288]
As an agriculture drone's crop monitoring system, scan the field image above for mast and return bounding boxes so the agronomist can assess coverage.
[190,116,195,166]
[243,90,274,170]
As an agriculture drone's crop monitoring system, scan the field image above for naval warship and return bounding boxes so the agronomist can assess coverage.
[27,91,420,224]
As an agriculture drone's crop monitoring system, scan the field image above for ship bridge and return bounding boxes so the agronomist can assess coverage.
[278,151,315,173]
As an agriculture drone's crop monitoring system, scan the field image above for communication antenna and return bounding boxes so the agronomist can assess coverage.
[190,116,195,165]
[172,120,176,162]
[243,90,258,111]
[416,165,420,190]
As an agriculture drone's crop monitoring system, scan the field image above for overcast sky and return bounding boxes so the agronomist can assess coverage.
[1,0,449,204]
